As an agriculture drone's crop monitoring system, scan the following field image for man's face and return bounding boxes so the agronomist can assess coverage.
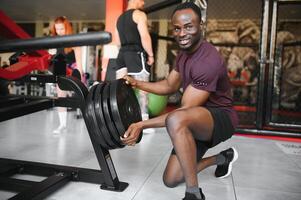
[172,9,202,52]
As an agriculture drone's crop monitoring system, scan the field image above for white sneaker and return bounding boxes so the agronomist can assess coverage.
[142,113,149,121]
[53,126,66,134]
[143,128,155,134]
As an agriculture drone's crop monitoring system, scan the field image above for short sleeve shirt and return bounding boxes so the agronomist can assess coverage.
[174,41,238,128]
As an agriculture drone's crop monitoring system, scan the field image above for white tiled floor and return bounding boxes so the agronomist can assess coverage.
[0,109,301,200]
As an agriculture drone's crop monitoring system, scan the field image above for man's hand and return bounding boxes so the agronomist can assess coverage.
[123,75,138,88]
[121,122,143,146]
[147,56,154,66]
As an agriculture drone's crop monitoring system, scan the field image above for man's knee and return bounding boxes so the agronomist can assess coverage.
[165,111,185,134]
[162,174,181,188]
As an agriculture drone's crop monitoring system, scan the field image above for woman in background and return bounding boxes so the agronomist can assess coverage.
[50,16,83,134]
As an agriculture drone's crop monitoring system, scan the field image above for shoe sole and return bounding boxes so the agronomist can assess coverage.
[217,147,238,179]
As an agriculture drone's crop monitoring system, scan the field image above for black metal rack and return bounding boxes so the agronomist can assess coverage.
[0,74,128,200]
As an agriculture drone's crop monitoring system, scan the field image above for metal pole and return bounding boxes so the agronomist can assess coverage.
[0,32,112,53]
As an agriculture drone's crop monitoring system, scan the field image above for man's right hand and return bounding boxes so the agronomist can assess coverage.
[147,56,154,66]
[120,121,144,146]
[123,75,138,88]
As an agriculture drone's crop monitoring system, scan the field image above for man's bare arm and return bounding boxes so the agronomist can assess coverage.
[125,69,182,95]
[134,10,154,65]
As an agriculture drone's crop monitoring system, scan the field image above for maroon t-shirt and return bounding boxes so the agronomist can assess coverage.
[174,41,238,128]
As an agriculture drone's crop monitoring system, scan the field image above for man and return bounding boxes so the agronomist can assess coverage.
[115,0,154,121]
[122,2,238,200]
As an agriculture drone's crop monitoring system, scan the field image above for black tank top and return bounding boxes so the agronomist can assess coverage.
[57,48,76,66]
[117,9,143,51]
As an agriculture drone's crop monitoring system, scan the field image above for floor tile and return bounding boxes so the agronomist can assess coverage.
[235,186,301,200]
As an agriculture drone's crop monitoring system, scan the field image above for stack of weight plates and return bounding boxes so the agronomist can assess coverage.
[85,79,142,149]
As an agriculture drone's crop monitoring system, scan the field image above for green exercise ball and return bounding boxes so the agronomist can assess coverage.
[148,93,168,117]
[133,89,168,117]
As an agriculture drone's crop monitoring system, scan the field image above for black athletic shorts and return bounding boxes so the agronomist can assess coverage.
[171,107,235,161]
[116,51,150,73]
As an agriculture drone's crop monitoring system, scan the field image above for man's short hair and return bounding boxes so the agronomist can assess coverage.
[172,2,202,21]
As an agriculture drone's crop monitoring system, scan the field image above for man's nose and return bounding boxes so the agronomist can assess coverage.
[179,28,186,37]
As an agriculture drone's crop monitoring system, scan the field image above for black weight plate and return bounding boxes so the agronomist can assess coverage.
[92,83,116,149]
[109,79,143,143]
[101,83,124,148]
[85,84,111,149]
[85,84,104,146]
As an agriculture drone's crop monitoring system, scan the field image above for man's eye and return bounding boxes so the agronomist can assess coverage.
[186,26,192,30]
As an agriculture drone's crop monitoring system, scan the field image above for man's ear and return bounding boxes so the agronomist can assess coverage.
[199,21,204,28]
